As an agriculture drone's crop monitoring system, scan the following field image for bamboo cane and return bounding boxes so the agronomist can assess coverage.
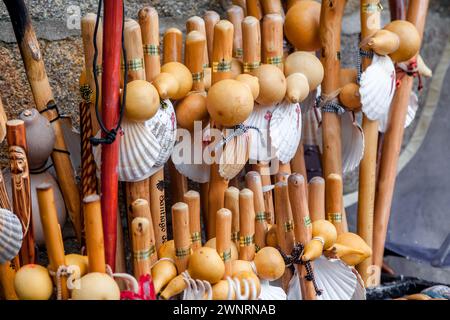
[245,171,268,251]
[274,181,294,291]
[319,0,347,230]
[287,174,316,300]
[131,199,158,265]
[163,28,183,64]
[138,6,160,82]
[247,0,263,20]
[36,183,69,300]
[172,202,191,273]
[308,176,325,222]
[186,16,209,69]
[4,0,82,243]
[224,186,240,250]
[83,194,106,273]
[216,208,232,278]
[239,189,256,261]
[131,217,153,279]
[373,0,429,283]
[184,191,202,250]
[227,5,245,60]
[7,120,34,265]
[204,11,221,66]
[356,0,381,287]
[81,13,102,134]
[207,20,234,239]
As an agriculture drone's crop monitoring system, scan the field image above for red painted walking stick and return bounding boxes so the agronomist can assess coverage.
[98,0,124,270]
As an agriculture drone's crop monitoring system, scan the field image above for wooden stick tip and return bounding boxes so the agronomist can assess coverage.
[239,188,254,198]
[243,15,259,26]
[36,182,53,191]
[309,176,325,185]
[138,6,157,20]
[326,173,342,182]
[125,19,140,30]
[83,194,100,204]
[187,16,203,24]
[227,5,244,15]
[263,13,283,22]
[82,13,97,23]
[216,19,234,30]
[217,208,232,218]
[184,190,200,199]
[274,181,287,189]
[287,173,305,186]
[204,10,220,18]
[186,30,206,42]
[172,202,188,211]
[165,27,182,35]
[131,198,149,207]
[225,186,240,196]
[6,119,24,127]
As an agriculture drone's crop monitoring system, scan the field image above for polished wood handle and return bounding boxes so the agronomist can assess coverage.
[203,11,220,65]
[245,171,267,251]
[172,202,191,273]
[242,16,261,74]
[216,208,232,277]
[225,186,240,250]
[131,199,157,264]
[123,19,146,82]
[238,189,256,261]
[163,28,183,64]
[227,5,245,59]
[185,30,207,92]
[308,176,325,222]
[184,190,202,250]
[211,20,234,84]
[326,173,344,235]
[138,6,160,81]
[131,217,153,279]
[186,16,209,69]
[261,13,284,69]
[83,194,106,273]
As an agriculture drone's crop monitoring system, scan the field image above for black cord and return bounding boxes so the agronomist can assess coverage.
[90,0,128,146]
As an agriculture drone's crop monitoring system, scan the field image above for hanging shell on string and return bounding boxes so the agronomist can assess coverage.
[93,118,161,182]
[0,208,23,264]
[269,100,302,164]
[287,256,366,300]
[360,54,396,123]
[219,129,250,180]
[378,91,418,132]
[245,104,277,162]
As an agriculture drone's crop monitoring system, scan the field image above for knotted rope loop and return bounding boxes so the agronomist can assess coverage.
[215,124,261,151]
[292,243,323,296]
[48,265,75,300]
[396,57,423,91]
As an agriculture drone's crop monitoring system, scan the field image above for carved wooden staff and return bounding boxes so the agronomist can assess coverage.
[186,16,209,69]
[373,0,429,282]
[131,199,158,266]
[232,0,247,16]
[239,189,256,261]
[4,0,82,243]
[227,5,245,60]
[172,202,191,273]
[83,194,106,273]
[37,183,69,300]
[207,20,234,239]
[216,208,232,278]
[245,171,268,251]
[389,0,406,20]
[319,0,347,228]
[204,11,220,65]
[262,13,284,70]
[288,174,317,300]
[184,191,202,251]
[224,186,240,250]
[7,120,34,265]
[139,10,168,251]
[357,0,382,287]
[274,181,295,291]
[308,176,325,222]
[326,173,344,235]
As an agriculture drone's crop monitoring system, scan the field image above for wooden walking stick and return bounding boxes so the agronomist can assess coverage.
[318,0,347,227]
[36,183,69,300]
[274,181,295,291]
[239,189,256,261]
[83,195,106,273]
[357,0,382,287]
[262,13,284,70]
[247,0,263,20]
[131,217,153,279]
[245,171,268,251]
[308,176,325,222]
[130,199,158,265]
[373,0,429,282]
[186,16,209,69]
[291,144,308,181]
[163,28,183,64]
[7,120,34,265]
[216,208,232,278]
[227,5,245,60]
[261,0,285,16]
[185,31,207,93]
[172,203,191,273]
[326,173,344,235]
[4,0,82,243]
[287,174,316,300]
[232,0,248,16]
[224,186,240,250]
[207,20,234,239]
[204,11,220,65]
[184,191,202,251]
[389,0,406,20]
[138,6,160,82]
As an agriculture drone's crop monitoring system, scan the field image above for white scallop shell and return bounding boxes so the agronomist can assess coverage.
[317,112,364,173]
[219,130,250,180]
[0,208,23,264]
[259,280,287,300]
[287,256,366,300]
[172,127,211,183]
[378,91,418,133]
[245,103,276,162]
[269,100,302,164]
[360,54,396,122]
[302,107,321,146]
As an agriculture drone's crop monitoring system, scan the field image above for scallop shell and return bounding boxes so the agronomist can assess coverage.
[0,208,23,264]
[317,112,365,174]
[245,104,276,162]
[287,256,366,300]
[172,127,211,183]
[93,118,161,182]
[302,107,321,146]
[378,91,418,132]
[219,129,250,180]
[259,280,287,300]
[360,54,396,122]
